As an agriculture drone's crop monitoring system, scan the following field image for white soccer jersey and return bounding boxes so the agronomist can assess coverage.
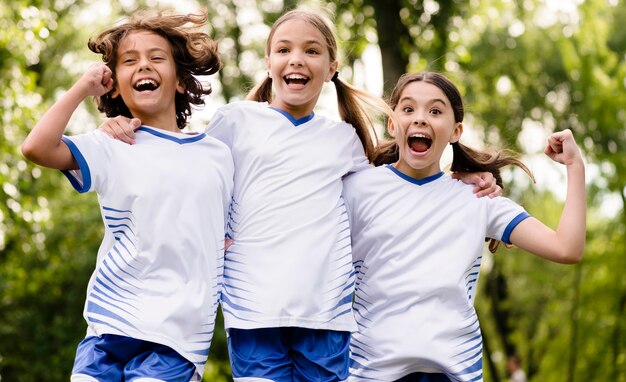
[61,127,233,380]
[343,165,530,382]
[206,101,370,332]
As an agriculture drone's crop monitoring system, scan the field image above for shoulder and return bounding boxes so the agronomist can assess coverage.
[62,129,115,149]
[312,113,353,131]
[216,100,267,115]
[344,165,388,190]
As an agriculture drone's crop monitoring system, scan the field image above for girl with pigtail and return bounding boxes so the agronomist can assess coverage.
[344,71,586,382]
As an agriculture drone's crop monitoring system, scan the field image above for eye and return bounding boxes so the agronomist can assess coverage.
[152,56,165,61]
[277,47,289,54]
[122,58,136,64]
[430,108,442,115]
[402,106,413,113]
[306,48,319,55]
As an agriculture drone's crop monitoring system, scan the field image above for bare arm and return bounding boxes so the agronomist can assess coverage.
[509,129,586,264]
[21,64,114,170]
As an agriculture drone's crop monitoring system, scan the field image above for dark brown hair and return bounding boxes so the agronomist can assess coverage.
[374,72,535,252]
[246,9,392,161]
[87,10,221,129]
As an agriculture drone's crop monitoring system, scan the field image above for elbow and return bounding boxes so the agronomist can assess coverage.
[21,140,38,162]
[558,247,585,265]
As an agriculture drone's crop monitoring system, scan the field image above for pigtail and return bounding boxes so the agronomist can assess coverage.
[450,142,534,188]
[372,139,399,166]
[450,141,535,252]
[246,76,273,102]
[333,76,393,162]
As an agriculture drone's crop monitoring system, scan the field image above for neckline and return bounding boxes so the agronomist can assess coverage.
[385,165,444,185]
[268,106,315,126]
[136,126,206,144]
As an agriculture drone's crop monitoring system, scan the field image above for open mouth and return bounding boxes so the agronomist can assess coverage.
[407,133,432,153]
[284,74,309,86]
[133,78,159,92]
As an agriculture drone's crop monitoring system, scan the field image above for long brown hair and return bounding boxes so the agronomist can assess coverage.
[88,10,221,129]
[375,72,535,252]
[246,9,392,161]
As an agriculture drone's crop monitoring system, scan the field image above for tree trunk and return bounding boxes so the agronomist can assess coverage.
[366,0,409,95]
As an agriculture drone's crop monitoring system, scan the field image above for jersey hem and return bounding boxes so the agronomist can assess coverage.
[223,316,357,333]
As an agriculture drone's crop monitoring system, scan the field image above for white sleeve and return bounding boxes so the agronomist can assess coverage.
[60,130,112,194]
[486,196,531,244]
[348,132,372,174]
[341,173,367,264]
[205,107,234,149]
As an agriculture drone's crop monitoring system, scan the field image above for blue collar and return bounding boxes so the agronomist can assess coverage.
[269,107,315,126]
[136,126,206,144]
[386,165,444,185]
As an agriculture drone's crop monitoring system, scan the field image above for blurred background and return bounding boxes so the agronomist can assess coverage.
[1,0,625,381]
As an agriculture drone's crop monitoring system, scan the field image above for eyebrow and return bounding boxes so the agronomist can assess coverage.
[274,39,323,46]
[119,47,169,56]
[399,96,448,106]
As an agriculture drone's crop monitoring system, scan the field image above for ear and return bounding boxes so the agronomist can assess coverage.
[111,87,120,99]
[265,55,271,74]
[176,79,185,94]
[387,115,397,137]
[450,122,463,143]
[326,61,338,82]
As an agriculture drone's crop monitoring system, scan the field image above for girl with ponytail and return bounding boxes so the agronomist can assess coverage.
[344,71,586,382]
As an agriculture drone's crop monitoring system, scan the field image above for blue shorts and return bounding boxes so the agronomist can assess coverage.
[228,327,350,382]
[395,372,451,382]
[71,334,195,382]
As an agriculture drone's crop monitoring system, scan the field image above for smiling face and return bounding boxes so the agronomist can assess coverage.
[388,80,463,179]
[113,30,184,131]
[266,18,338,119]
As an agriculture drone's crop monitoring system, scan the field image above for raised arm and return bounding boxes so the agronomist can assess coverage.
[21,64,114,170]
[509,129,586,264]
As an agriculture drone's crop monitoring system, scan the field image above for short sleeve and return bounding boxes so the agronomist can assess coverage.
[485,197,531,244]
[348,131,372,174]
[205,107,234,149]
[60,130,112,194]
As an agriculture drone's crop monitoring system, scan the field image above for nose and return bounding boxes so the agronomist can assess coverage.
[288,51,304,67]
[138,57,153,72]
[413,118,427,126]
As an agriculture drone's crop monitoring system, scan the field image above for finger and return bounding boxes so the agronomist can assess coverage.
[113,117,137,144]
[465,173,485,187]
[108,118,135,144]
[225,238,234,251]
[474,183,498,198]
[130,118,142,130]
[101,66,113,88]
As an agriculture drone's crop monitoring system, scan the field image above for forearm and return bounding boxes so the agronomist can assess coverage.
[22,85,86,169]
[554,160,586,262]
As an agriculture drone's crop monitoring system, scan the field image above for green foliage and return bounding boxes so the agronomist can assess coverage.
[2,0,625,381]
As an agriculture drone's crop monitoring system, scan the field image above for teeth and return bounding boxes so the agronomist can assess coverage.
[410,133,430,139]
[285,74,307,80]
[135,79,157,87]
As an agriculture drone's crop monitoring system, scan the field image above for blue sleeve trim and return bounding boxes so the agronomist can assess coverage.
[60,136,92,193]
[501,211,530,244]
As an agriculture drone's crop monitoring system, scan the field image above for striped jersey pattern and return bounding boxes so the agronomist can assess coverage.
[61,127,233,380]
[343,165,529,381]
